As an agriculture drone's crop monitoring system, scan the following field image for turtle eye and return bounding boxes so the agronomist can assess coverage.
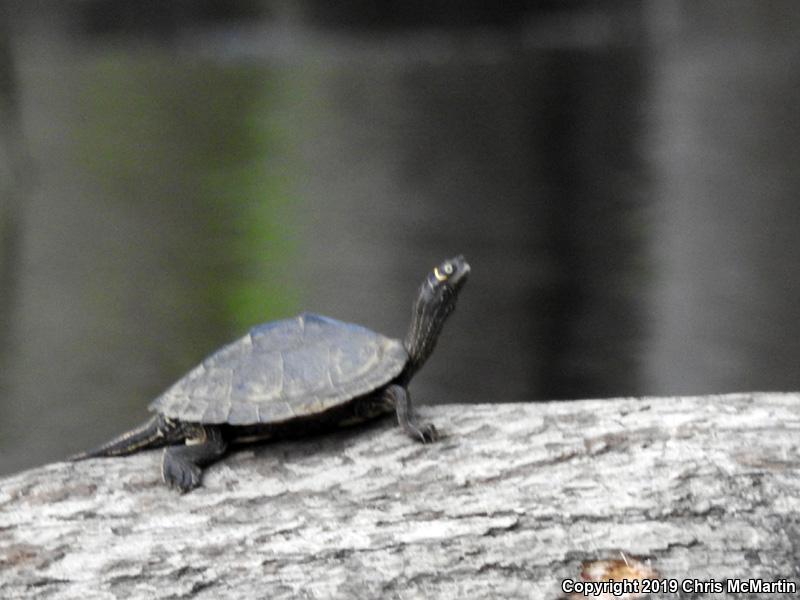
[433,262,455,282]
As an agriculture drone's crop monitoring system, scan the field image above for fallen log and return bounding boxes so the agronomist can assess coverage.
[2,393,800,599]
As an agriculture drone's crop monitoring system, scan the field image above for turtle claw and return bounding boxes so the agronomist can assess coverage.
[419,423,438,444]
[407,422,438,444]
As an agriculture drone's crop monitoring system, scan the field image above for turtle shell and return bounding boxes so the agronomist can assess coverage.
[149,313,409,425]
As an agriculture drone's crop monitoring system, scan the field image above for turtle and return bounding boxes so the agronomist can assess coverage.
[72,255,470,492]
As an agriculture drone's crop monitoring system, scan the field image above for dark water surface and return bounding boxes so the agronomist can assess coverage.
[2,5,800,474]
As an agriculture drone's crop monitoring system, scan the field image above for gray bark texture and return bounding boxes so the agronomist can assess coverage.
[2,392,800,599]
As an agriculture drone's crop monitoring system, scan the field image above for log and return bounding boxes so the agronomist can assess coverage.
[2,393,800,599]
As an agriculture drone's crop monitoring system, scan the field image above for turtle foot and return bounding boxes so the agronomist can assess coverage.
[162,450,203,493]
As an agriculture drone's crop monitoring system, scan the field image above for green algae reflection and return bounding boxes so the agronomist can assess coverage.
[73,50,299,378]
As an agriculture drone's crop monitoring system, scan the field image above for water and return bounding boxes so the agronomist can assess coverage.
[2,4,800,475]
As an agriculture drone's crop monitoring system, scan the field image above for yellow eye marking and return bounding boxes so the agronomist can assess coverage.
[433,267,447,281]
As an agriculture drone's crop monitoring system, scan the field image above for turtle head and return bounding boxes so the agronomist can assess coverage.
[403,255,470,379]
[426,255,471,295]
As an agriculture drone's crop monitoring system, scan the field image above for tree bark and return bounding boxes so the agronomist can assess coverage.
[2,393,800,599]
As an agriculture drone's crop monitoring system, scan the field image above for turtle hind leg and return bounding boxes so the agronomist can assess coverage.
[385,384,438,443]
[161,425,227,493]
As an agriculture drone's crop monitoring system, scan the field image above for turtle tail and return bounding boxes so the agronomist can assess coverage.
[70,416,177,461]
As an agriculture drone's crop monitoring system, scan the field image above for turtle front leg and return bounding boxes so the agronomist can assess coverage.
[161,425,227,492]
[384,384,438,443]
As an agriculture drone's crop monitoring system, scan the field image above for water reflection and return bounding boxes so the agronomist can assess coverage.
[2,4,800,475]
[0,46,298,473]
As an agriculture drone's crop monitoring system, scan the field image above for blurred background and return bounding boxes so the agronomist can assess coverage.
[1,0,799,475]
